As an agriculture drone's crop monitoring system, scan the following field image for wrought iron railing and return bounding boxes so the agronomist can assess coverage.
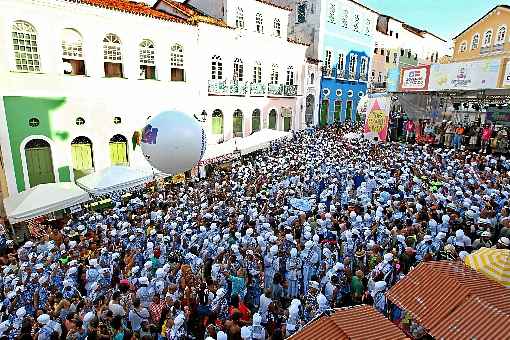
[249,82,266,95]
[208,79,228,95]
[268,83,284,96]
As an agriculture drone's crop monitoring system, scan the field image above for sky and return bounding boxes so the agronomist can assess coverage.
[358,0,510,41]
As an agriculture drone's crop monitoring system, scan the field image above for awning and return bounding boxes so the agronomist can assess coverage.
[4,182,90,224]
[200,129,291,165]
[76,166,156,195]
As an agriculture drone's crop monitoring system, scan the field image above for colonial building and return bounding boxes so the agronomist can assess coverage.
[370,14,448,93]
[452,5,510,63]
[156,0,309,142]
[285,0,378,124]
[0,0,309,209]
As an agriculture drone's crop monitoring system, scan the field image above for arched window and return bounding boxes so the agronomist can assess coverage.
[483,29,493,47]
[236,8,245,29]
[273,18,281,37]
[12,21,40,72]
[496,26,506,45]
[268,109,277,129]
[270,64,279,84]
[71,136,94,179]
[171,43,185,81]
[233,58,244,82]
[459,41,467,53]
[139,39,156,79]
[62,28,85,75]
[286,66,295,86]
[348,54,357,79]
[256,13,264,33]
[109,134,128,165]
[252,109,261,133]
[341,9,348,28]
[337,53,345,77]
[253,61,262,83]
[365,18,371,35]
[360,57,368,79]
[471,33,480,49]
[103,33,123,77]
[211,55,223,80]
[24,139,55,187]
[233,109,243,137]
[327,3,336,23]
[211,109,223,135]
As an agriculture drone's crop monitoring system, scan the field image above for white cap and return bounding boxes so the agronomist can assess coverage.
[37,314,50,325]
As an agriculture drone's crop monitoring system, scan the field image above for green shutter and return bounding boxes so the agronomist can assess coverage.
[110,142,128,166]
[71,144,93,180]
[320,100,329,126]
[269,113,277,130]
[334,100,342,122]
[252,116,260,132]
[25,147,55,187]
[284,117,291,131]
[212,116,223,135]
[233,117,243,136]
[346,100,353,121]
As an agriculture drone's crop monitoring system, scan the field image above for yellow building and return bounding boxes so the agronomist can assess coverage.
[452,5,510,62]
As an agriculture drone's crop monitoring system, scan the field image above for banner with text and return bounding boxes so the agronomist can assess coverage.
[429,58,500,91]
[400,65,431,92]
[363,96,391,141]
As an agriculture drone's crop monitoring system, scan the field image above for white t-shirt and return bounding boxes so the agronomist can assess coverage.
[258,295,272,323]
[128,307,150,331]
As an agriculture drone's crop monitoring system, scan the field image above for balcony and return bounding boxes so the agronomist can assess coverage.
[348,71,356,81]
[208,79,228,95]
[284,84,298,96]
[268,83,283,96]
[322,67,333,78]
[359,74,368,82]
[336,69,347,80]
[493,43,505,52]
[250,82,266,96]
[229,81,247,96]
[480,46,491,55]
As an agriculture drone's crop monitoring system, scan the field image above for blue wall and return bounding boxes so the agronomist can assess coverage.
[319,9,375,124]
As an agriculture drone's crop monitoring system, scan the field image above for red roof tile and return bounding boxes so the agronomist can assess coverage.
[72,0,187,23]
[256,0,292,11]
[290,305,408,340]
[386,261,510,340]
[156,0,229,28]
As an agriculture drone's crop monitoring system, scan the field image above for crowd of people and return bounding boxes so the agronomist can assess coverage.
[0,123,509,340]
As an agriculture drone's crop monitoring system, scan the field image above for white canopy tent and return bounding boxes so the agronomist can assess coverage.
[76,166,157,196]
[3,182,90,224]
[200,129,291,165]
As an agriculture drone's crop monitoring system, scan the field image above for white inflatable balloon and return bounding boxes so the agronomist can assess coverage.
[140,111,207,174]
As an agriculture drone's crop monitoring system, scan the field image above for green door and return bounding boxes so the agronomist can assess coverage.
[252,116,260,132]
[233,116,243,137]
[72,143,93,180]
[109,142,128,166]
[212,116,223,134]
[269,110,277,129]
[334,100,342,122]
[25,147,55,187]
[284,117,291,131]
[346,100,353,121]
[320,100,329,126]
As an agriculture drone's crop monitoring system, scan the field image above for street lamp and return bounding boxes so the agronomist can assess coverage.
[194,110,208,123]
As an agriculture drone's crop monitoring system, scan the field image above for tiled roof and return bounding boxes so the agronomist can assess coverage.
[256,0,292,11]
[156,0,229,28]
[289,305,408,340]
[287,38,309,46]
[454,5,510,40]
[386,261,510,340]
[71,0,187,23]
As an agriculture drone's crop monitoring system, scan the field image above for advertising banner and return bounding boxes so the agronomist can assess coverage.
[387,67,401,92]
[486,107,510,126]
[400,65,430,91]
[429,58,500,91]
[363,96,391,141]
[501,61,510,87]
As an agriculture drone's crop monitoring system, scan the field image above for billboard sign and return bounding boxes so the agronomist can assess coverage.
[400,65,430,91]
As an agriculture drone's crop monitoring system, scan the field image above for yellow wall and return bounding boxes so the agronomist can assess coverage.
[453,6,510,62]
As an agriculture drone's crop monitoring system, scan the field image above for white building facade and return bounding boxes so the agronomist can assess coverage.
[0,0,309,203]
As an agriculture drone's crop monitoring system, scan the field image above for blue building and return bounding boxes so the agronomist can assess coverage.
[286,0,377,125]
[319,0,377,124]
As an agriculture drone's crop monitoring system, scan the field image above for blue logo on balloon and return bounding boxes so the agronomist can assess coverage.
[142,125,159,144]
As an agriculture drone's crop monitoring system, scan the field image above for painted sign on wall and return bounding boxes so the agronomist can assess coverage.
[363,96,391,141]
[501,61,510,87]
[400,65,430,91]
[429,58,500,91]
